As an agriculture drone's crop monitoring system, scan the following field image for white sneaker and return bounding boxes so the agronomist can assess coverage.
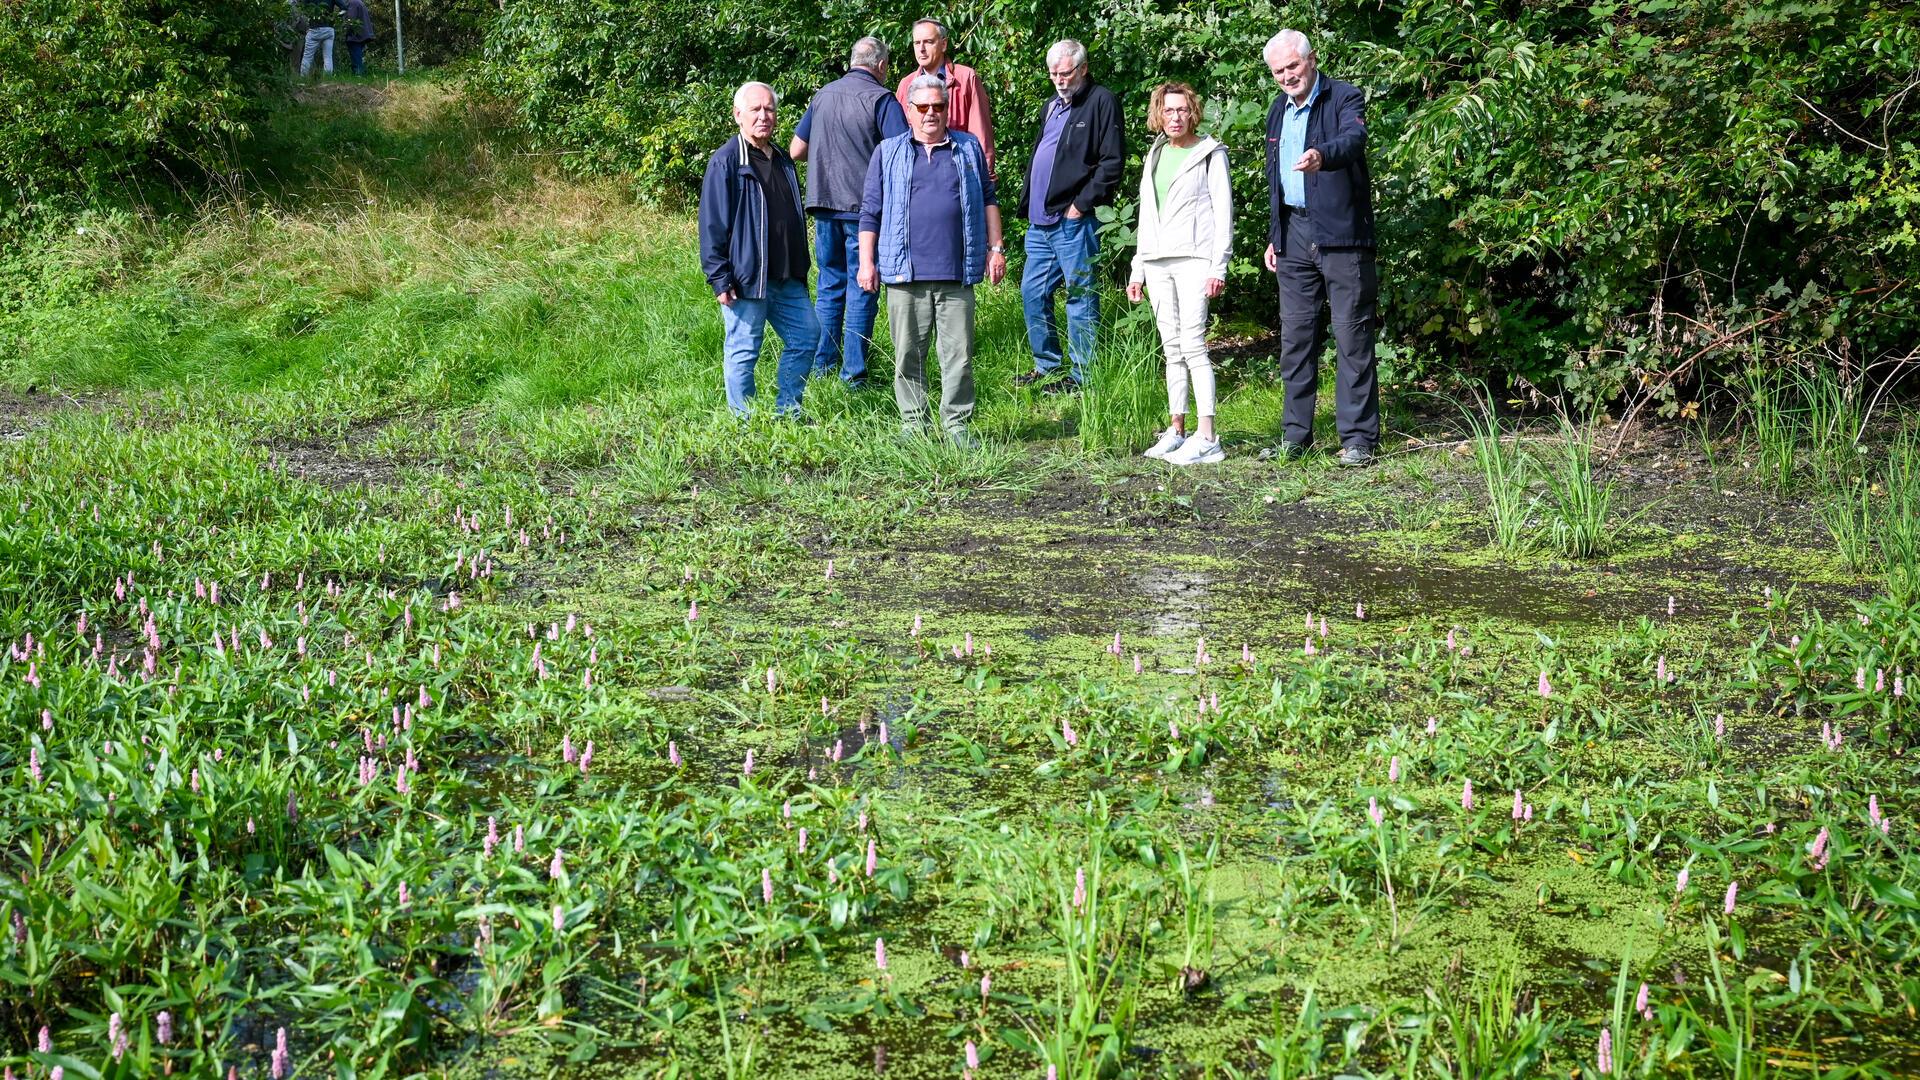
[1165,437,1225,465]
[1143,427,1186,460]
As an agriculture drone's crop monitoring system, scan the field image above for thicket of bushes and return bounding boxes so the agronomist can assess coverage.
[479,0,1920,409]
[0,0,280,213]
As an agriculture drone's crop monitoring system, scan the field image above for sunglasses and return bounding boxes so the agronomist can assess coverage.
[910,101,949,114]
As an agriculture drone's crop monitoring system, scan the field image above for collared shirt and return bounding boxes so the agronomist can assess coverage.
[1278,76,1324,209]
[1026,95,1074,225]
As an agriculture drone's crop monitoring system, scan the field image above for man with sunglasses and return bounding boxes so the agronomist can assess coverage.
[1014,39,1124,395]
[858,74,1009,448]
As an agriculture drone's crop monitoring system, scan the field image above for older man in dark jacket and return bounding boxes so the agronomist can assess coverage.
[1014,39,1124,394]
[1263,29,1379,466]
[343,0,374,75]
[698,82,819,417]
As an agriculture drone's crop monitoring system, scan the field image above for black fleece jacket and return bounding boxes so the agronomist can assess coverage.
[1016,80,1125,222]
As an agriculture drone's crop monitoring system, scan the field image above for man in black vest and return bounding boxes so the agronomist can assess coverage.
[1262,29,1379,467]
[792,37,909,389]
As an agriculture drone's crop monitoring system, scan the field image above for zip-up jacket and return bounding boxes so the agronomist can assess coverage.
[698,135,804,300]
[1264,75,1374,249]
[1016,80,1125,222]
[1129,135,1233,284]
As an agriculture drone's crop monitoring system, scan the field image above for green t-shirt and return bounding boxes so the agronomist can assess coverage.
[1153,143,1195,212]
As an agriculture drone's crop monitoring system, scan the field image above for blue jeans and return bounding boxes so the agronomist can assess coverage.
[719,278,817,415]
[1021,215,1100,382]
[347,41,367,76]
[810,215,876,384]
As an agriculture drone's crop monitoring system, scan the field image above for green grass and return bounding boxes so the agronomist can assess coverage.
[2,75,1918,1080]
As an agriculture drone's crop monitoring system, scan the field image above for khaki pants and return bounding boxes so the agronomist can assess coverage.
[886,281,976,433]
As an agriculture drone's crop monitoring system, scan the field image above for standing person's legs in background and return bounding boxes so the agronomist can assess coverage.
[811,217,874,386]
[1057,214,1100,386]
[929,283,976,438]
[348,40,367,76]
[1275,213,1328,451]
[1322,248,1380,454]
[719,297,771,416]
[1154,257,1222,464]
[317,27,336,74]
[1019,222,1065,383]
[300,28,326,76]
[1019,217,1100,389]
[888,283,936,434]
[761,278,819,415]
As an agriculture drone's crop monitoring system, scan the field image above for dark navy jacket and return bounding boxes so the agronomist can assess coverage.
[698,135,805,300]
[1265,75,1374,249]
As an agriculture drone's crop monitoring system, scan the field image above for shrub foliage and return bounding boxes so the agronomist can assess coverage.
[480,0,1920,404]
[0,0,280,212]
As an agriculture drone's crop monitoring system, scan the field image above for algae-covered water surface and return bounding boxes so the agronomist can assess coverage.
[5,385,1918,1079]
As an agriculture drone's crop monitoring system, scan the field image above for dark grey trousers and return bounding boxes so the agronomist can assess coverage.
[1275,211,1379,450]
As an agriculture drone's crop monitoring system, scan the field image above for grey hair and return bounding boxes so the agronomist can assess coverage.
[1046,39,1087,70]
[732,81,778,110]
[849,36,889,70]
[912,18,948,43]
[907,72,948,101]
[1264,29,1313,64]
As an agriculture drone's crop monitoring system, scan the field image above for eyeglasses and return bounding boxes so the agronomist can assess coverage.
[1161,107,1194,117]
[910,101,949,114]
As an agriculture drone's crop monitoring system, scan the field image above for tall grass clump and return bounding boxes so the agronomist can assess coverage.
[1462,390,1533,552]
[1540,418,1621,557]
[1077,322,1167,454]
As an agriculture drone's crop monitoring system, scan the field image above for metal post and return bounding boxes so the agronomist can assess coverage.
[393,0,405,74]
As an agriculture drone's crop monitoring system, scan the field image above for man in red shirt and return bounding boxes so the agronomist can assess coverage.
[895,18,997,179]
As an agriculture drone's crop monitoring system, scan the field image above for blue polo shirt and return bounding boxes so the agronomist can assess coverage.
[1026,95,1073,225]
[1278,76,1324,209]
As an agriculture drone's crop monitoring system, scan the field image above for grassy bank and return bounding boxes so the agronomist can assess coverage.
[3,76,1919,1079]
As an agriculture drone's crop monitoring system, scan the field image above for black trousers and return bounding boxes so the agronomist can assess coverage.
[1275,210,1379,450]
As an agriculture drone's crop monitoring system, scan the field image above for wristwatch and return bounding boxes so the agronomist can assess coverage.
[988,244,1007,254]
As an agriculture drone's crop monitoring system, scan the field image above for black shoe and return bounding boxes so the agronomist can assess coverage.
[1013,370,1057,389]
[1041,376,1083,396]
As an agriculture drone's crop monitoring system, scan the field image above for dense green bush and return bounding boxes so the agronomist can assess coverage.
[0,0,280,214]
[480,0,1920,406]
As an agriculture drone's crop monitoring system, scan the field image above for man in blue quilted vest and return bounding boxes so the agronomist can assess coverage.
[857,73,1009,449]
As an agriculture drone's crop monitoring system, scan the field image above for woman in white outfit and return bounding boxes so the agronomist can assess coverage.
[1126,82,1233,465]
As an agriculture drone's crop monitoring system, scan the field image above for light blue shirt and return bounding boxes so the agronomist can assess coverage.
[1278,76,1324,209]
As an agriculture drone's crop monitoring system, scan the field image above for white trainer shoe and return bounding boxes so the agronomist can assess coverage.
[1165,436,1225,465]
[1142,427,1186,460]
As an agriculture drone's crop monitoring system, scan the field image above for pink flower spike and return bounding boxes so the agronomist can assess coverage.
[1512,788,1524,820]
[966,1040,980,1070]
[1062,719,1077,748]
[743,749,755,777]
[1072,866,1087,909]
[1724,880,1738,915]
[1636,981,1651,1020]
[1461,778,1474,811]
[866,838,878,878]
[798,827,809,853]
[686,599,699,623]
[1597,1026,1613,1075]
[981,971,992,1000]
[1368,797,1384,827]
[1132,653,1142,674]
[1426,716,1438,736]
[762,867,774,904]
[1676,865,1689,893]
[668,741,681,767]
[550,849,564,879]
[874,936,888,972]
[1388,755,1400,782]
[1537,671,1552,697]
[552,904,565,932]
